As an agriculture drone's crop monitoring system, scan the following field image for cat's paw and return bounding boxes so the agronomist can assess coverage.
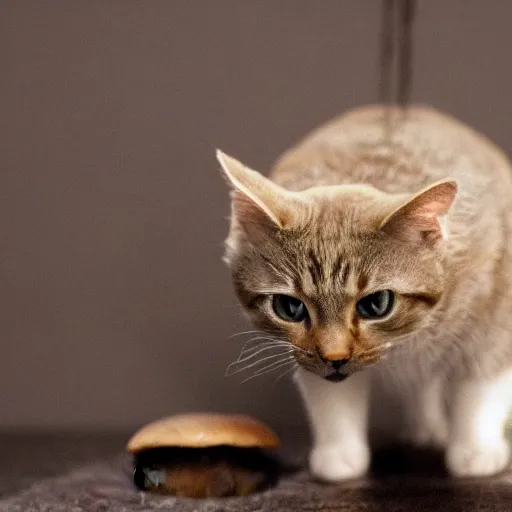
[446,439,511,477]
[309,441,370,482]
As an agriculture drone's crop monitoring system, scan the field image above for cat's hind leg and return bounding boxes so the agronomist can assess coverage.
[408,376,450,448]
[446,367,512,477]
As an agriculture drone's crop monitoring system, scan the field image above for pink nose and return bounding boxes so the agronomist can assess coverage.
[317,347,350,362]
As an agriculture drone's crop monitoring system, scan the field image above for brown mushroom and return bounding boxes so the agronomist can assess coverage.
[127,413,281,498]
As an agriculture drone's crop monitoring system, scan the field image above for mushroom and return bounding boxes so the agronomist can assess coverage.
[127,413,281,498]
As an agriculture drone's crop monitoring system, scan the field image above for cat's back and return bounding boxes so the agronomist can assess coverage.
[271,105,512,202]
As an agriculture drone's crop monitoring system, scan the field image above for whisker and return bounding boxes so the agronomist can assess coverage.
[273,363,298,385]
[237,335,306,353]
[357,346,383,358]
[229,328,285,339]
[226,350,296,376]
[228,330,264,339]
[238,335,290,352]
[239,337,278,353]
[359,337,410,358]
[239,341,307,360]
[239,336,290,350]
[238,347,296,364]
[236,345,294,364]
[241,359,296,384]
[252,356,296,376]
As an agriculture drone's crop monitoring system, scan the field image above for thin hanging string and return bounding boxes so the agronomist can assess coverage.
[398,0,416,107]
[379,0,395,110]
[379,0,417,138]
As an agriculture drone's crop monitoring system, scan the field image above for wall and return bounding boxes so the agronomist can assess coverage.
[1,0,511,428]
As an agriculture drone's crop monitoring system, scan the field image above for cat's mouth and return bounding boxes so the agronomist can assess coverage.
[324,372,349,382]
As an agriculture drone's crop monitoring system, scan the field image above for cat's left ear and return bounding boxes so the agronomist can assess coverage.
[380,179,458,244]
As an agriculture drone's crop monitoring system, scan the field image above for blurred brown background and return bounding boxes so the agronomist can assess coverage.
[1,0,511,430]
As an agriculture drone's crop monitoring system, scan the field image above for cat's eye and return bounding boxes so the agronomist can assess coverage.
[356,290,395,319]
[272,295,308,323]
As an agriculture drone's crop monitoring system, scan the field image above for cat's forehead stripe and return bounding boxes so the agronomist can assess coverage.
[331,255,344,282]
[340,262,350,286]
[306,251,350,289]
[303,250,359,297]
[357,272,368,291]
[307,250,324,286]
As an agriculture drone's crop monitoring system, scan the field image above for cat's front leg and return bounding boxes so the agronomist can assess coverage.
[446,368,512,477]
[295,368,370,482]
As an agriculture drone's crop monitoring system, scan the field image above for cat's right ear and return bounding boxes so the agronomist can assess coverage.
[216,150,297,229]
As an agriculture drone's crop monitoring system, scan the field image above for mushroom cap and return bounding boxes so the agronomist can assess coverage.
[126,413,280,453]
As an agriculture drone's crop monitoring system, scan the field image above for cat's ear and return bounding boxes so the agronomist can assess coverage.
[379,179,457,244]
[217,150,296,229]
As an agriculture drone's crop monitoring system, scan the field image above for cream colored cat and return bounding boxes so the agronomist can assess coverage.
[218,105,512,480]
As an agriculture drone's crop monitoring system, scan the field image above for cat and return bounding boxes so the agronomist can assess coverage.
[218,105,512,480]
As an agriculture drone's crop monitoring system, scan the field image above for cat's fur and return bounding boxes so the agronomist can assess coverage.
[218,105,512,480]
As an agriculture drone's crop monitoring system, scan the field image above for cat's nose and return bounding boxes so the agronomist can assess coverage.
[329,359,349,371]
[316,346,350,368]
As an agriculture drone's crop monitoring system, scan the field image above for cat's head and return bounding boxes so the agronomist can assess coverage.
[218,150,457,382]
